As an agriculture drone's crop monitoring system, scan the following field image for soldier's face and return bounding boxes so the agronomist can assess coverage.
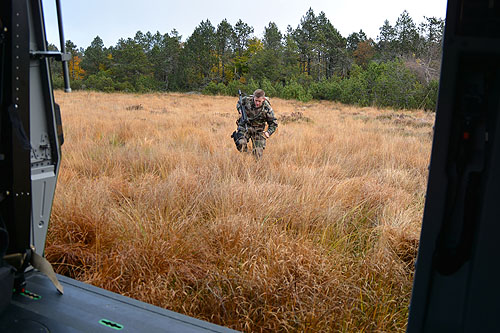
[254,96,265,108]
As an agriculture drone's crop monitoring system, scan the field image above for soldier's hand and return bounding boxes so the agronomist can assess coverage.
[263,131,270,139]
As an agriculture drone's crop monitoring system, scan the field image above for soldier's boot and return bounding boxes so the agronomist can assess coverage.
[237,138,248,152]
[253,147,263,159]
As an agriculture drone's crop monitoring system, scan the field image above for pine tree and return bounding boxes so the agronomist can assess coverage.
[231,19,254,78]
[394,10,420,56]
[110,37,152,91]
[81,36,108,76]
[180,20,217,88]
[347,30,368,53]
[377,20,397,60]
[232,19,254,57]
[216,19,234,83]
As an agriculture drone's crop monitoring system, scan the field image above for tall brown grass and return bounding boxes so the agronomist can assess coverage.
[46,91,434,332]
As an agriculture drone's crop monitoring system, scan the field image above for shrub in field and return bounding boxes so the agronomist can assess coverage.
[296,72,314,90]
[85,71,115,92]
[339,68,369,105]
[282,80,312,102]
[308,77,342,101]
[245,78,260,96]
[371,60,419,109]
[337,60,433,110]
[412,79,439,111]
[217,82,229,96]
[113,80,135,93]
[52,74,64,90]
[225,80,246,96]
[202,82,226,95]
[135,75,163,93]
[261,78,279,98]
[68,79,84,91]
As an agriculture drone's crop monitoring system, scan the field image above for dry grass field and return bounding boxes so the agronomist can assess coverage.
[46,90,434,332]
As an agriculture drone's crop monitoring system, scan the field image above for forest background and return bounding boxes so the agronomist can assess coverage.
[50,8,444,110]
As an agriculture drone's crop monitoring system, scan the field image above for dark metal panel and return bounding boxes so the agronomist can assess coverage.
[0,271,238,333]
[408,0,500,331]
[0,0,32,254]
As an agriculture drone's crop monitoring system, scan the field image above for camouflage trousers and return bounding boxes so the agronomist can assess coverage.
[232,128,266,158]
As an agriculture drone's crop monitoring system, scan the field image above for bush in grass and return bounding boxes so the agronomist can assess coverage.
[339,67,369,106]
[246,78,260,96]
[371,60,419,109]
[282,80,312,102]
[308,77,342,101]
[136,75,163,93]
[226,80,246,96]
[261,78,279,98]
[85,71,116,92]
[412,79,439,111]
[202,82,228,96]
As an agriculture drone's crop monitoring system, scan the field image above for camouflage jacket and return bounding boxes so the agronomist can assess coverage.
[237,96,278,136]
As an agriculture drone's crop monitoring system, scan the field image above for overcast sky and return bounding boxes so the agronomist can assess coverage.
[41,0,448,49]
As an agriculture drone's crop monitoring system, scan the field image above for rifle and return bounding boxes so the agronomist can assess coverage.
[231,90,249,149]
[237,89,248,130]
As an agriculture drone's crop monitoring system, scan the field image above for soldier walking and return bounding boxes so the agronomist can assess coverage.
[231,89,278,158]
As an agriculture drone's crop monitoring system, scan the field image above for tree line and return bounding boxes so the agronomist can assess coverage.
[50,8,444,110]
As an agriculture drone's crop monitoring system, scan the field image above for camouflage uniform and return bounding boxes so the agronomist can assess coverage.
[232,95,278,158]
